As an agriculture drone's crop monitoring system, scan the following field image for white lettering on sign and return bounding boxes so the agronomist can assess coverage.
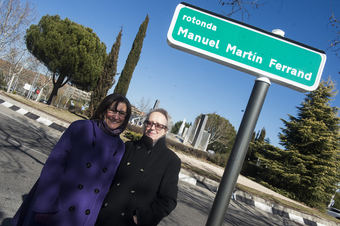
[269,59,312,81]
[177,26,220,49]
[167,3,326,91]
[226,43,263,64]
[182,15,217,31]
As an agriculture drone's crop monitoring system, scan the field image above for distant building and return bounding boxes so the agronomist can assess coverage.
[64,85,91,102]
[129,105,145,127]
[0,59,91,105]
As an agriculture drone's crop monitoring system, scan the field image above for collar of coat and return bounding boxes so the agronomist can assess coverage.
[138,135,167,150]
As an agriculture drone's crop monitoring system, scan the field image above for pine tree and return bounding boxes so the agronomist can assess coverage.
[243,128,267,165]
[279,79,340,208]
[114,15,149,96]
[249,140,300,198]
[241,128,291,192]
[26,15,106,105]
[87,29,122,117]
[257,128,266,142]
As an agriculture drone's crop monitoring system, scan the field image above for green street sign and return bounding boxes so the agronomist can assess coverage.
[167,3,326,92]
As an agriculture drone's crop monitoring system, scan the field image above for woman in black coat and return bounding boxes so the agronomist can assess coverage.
[95,108,181,226]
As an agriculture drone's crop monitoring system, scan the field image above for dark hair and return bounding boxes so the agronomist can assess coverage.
[91,94,131,130]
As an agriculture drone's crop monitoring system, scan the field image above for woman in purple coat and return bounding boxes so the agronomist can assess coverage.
[12,94,131,226]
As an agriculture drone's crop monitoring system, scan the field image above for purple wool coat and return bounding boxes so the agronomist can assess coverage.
[12,120,125,226]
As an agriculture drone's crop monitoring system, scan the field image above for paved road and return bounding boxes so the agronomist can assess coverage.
[161,181,305,226]
[0,104,60,224]
[0,105,303,226]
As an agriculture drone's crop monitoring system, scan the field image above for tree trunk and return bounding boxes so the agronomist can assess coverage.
[6,75,15,92]
[47,74,65,105]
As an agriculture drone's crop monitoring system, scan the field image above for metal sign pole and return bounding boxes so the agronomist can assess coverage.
[206,77,271,226]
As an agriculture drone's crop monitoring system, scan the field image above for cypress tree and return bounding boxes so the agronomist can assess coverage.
[114,15,149,96]
[279,79,340,208]
[87,29,122,117]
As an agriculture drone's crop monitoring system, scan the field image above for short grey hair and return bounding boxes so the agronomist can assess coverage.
[145,108,172,131]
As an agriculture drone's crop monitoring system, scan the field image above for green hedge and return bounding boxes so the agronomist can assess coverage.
[166,138,209,158]
[206,152,230,167]
[333,192,340,210]
[124,131,142,141]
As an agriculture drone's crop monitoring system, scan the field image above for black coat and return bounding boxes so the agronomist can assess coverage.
[95,135,181,226]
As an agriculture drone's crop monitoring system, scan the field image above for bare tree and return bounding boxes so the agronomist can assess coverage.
[218,0,262,20]
[136,97,151,113]
[25,55,40,98]
[204,113,232,144]
[5,47,25,92]
[0,0,34,56]
[35,68,52,102]
[5,46,47,95]
[330,13,340,58]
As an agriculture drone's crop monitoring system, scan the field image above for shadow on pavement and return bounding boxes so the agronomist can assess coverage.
[0,115,59,173]
[0,112,59,224]
[0,210,11,226]
[0,218,12,226]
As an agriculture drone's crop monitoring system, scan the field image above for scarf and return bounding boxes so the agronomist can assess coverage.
[97,120,123,136]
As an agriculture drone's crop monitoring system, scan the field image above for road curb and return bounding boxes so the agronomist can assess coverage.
[0,96,337,226]
[0,97,68,132]
[179,163,337,226]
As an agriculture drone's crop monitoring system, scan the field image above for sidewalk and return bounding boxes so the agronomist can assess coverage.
[0,92,338,226]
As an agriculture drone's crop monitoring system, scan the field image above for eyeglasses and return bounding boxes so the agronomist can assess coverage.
[107,108,127,118]
[144,120,167,131]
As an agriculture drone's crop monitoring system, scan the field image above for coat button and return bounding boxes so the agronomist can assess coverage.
[85,209,90,215]
[139,168,144,172]
[147,150,151,155]
[86,162,92,168]
[77,184,84,190]
[102,167,107,173]
[127,162,131,166]
[121,212,125,216]
[69,206,75,212]
[116,182,120,187]
[103,202,108,208]
[130,190,135,194]
[94,188,100,194]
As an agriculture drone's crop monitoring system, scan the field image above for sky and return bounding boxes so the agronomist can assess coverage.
[30,0,340,147]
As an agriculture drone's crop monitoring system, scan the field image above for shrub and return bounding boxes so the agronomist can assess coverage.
[73,100,83,114]
[126,123,144,134]
[0,71,6,90]
[207,152,230,167]
[124,131,142,141]
[333,192,340,210]
[166,138,209,159]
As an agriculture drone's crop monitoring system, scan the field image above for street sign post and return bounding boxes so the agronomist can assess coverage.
[167,3,327,226]
[167,3,326,92]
